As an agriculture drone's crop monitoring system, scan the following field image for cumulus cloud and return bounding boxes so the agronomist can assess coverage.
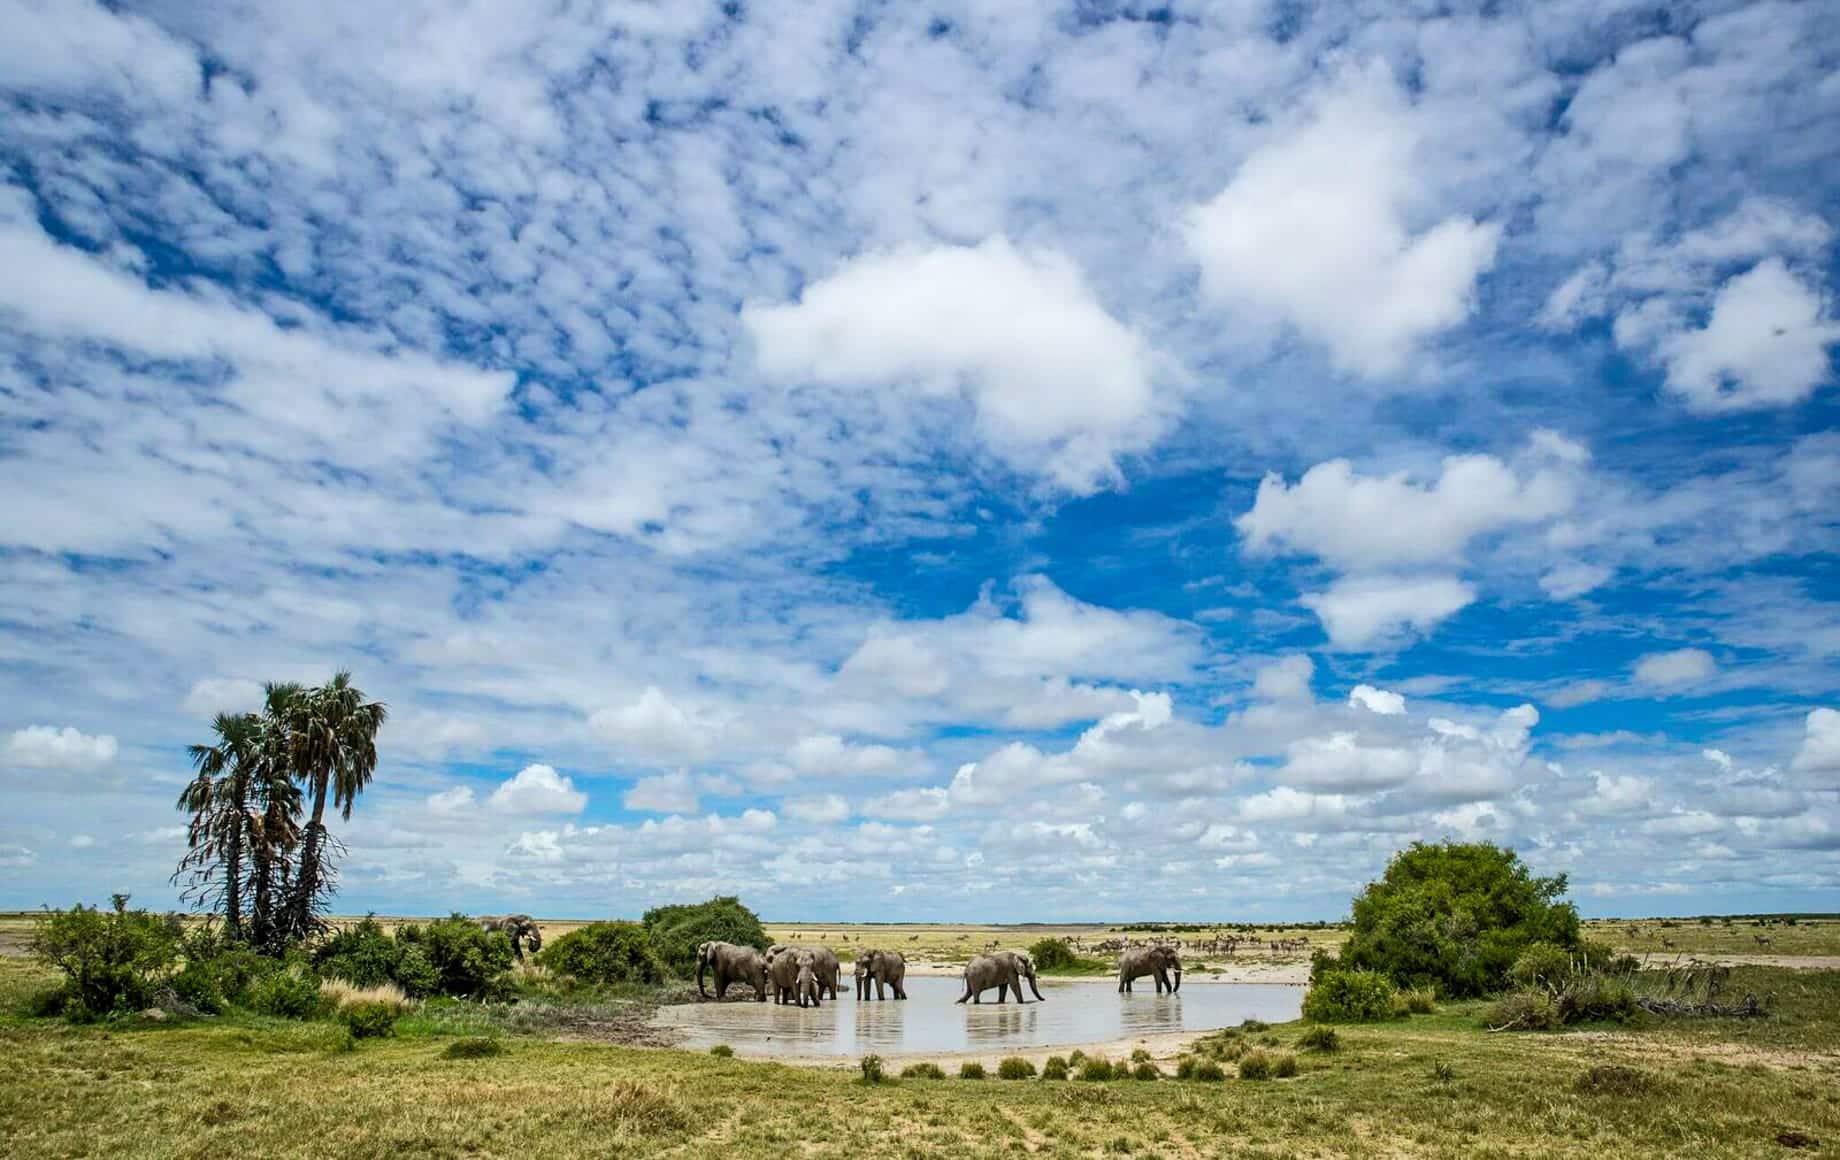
[622,770,700,815]
[488,764,587,815]
[1252,655,1315,702]
[783,794,851,825]
[1632,648,1717,689]
[1791,708,1840,775]
[1349,685,1406,716]
[860,786,950,822]
[1185,65,1500,377]
[1300,575,1476,651]
[5,725,118,770]
[788,735,910,778]
[590,687,721,763]
[181,678,266,718]
[744,238,1164,492]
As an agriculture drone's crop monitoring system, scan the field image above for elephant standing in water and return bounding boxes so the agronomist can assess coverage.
[767,947,824,1007]
[767,944,840,999]
[1117,944,1182,993]
[479,915,542,959]
[695,940,768,1001]
[854,948,908,1000]
[956,950,1044,1004]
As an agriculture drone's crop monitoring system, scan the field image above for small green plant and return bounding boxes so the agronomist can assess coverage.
[1176,1057,1225,1081]
[1131,1061,1161,1081]
[709,1044,734,1058]
[1067,1049,1087,1066]
[1129,1047,1152,1063]
[1041,1056,1070,1080]
[901,1062,946,1079]
[341,1000,399,1039]
[1273,1053,1298,1078]
[1079,1056,1116,1081]
[859,1054,886,1083]
[1509,942,1576,988]
[1303,969,1400,1023]
[1575,1064,1655,1096]
[247,969,327,1020]
[998,1056,1037,1079]
[440,1036,505,1059]
[1240,1019,1270,1032]
[958,1061,987,1080]
[1298,1025,1340,1053]
[1238,1050,1273,1080]
[1433,1060,1455,1085]
[1398,987,1438,1015]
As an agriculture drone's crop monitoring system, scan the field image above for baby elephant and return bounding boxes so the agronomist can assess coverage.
[853,948,908,1000]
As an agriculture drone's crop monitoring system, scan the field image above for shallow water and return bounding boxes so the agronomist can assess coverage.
[652,975,1302,1056]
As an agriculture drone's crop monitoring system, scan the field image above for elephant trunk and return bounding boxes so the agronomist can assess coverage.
[1172,964,1182,993]
[1027,970,1044,1002]
[696,957,710,999]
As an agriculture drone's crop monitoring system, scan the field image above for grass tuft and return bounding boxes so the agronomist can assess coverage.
[440,1036,505,1059]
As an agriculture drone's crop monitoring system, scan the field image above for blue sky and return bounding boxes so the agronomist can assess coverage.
[1,0,1836,922]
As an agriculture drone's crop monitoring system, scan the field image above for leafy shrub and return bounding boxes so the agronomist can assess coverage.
[1273,1053,1298,1078]
[342,1001,399,1039]
[709,1044,734,1058]
[441,1036,505,1059]
[1029,938,1077,970]
[393,947,439,998]
[1131,1061,1161,1081]
[1575,1064,1656,1096]
[313,918,404,989]
[395,915,513,999]
[1556,973,1638,1024]
[1302,969,1399,1023]
[998,1056,1037,1079]
[641,896,770,976]
[1308,947,1342,984]
[539,922,663,986]
[1067,1049,1087,1065]
[1487,989,1560,1031]
[859,1054,886,1083]
[30,896,183,1019]
[1239,1019,1270,1032]
[171,945,275,1014]
[1509,941,1575,988]
[1298,1025,1340,1052]
[1129,1048,1152,1063]
[1339,842,1582,997]
[958,1061,987,1080]
[1398,987,1439,1015]
[247,968,327,1020]
[1078,1056,1115,1081]
[901,1062,946,1079]
[1176,1057,1225,1081]
[1238,1050,1273,1080]
[1041,1056,1070,1080]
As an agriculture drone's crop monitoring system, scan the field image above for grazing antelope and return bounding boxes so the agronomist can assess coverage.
[1754,934,1773,949]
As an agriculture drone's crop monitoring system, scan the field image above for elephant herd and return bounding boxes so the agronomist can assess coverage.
[694,941,1184,1008]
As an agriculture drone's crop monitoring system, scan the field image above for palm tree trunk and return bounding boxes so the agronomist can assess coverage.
[289,775,330,940]
[224,773,247,937]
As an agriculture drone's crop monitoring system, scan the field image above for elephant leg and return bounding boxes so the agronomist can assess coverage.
[876,978,886,1000]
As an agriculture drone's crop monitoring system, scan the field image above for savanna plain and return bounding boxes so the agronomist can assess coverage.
[2,909,1837,1159]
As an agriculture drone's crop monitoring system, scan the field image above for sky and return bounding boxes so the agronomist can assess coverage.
[1,0,1837,924]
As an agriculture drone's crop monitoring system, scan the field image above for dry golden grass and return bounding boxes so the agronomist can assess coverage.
[317,978,410,1013]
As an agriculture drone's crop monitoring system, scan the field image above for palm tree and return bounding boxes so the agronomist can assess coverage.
[284,672,387,939]
[247,683,305,953]
[174,712,262,935]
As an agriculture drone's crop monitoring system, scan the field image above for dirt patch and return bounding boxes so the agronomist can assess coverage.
[1563,1030,1840,1074]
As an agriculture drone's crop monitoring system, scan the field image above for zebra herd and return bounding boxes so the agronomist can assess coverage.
[1071,934,1311,957]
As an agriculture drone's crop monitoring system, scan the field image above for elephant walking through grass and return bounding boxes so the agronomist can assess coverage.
[696,941,768,1001]
[478,914,542,959]
[854,949,908,1000]
[1117,944,1182,993]
[957,950,1044,1004]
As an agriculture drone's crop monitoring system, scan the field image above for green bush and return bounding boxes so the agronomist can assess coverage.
[538,922,663,986]
[1273,1053,1298,1078]
[1176,1057,1225,1081]
[1130,1061,1161,1081]
[1509,941,1575,989]
[30,896,183,1019]
[1302,969,1399,1023]
[1078,1056,1115,1081]
[1041,1056,1070,1080]
[1556,973,1638,1024]
[1239,1019,1270,1032]
[1067,1049,1087,1065]
[641,897,770,976]
[1129,1047,1152,1063]
[1299,1025,1340,1052]
[1487,989,1560,1031]
[1028,938,1077,970]
[709,1044,734,1058]
[171,945,274,1014]
[1238,1050,1273,1080]
[1340,842,1582,997]
[997,1056,1037,1079]
[859,1055,886,1083]
[247,968,326,1019]
[958,1061,986,1080]
[1397,987,1439,1015]
[313,917,404,989]
[395,915,513,999]
[901,1062,946,1079]
[441,1036,505,1059]
[342,1001,399,1039]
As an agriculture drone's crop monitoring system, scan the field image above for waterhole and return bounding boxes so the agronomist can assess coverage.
[652,975,1303,1056]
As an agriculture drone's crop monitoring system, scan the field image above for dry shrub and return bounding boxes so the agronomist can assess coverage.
[1398,988,1438,1015]
[319,978,410,1013]
[958,1061,986,1080]
[901,1062,946,1079]
[1575,1064,1658,1097]
[1273,1053,1298,1078]
[588,1080,690,1135]
[1238,1050,1273,1080]
[1298,1025,1340,1053]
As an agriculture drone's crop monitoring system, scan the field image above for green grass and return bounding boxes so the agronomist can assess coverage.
[2,952,1837,1158]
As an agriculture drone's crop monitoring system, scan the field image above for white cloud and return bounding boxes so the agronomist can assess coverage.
[744,238,1164,492]
[788,735,909,778]
[1540,562,1613,600]
[1238,786,1350,825]
[783,794,851,825]
[622,770,700,815]
[488,764,587,815]
[1280,733,1416,792]
[426,786,476,815]
[1349,685,1406,716]
[1185,65,1500,377]
[1252,655,1315,702]
[1791,708,1840,775]
[1656,259,1840,411]
[1632,648,1716,689]
[1300,575,1476,651]
[861,786,950,822]
[1547,680,1611,709]
[1581,773,1659,817]
[590,687,720,762]
[506,830,565,864]
[68,834,95,849]
[5,724,118,770]
[1702,748,1734,772]
[181,677,266,718]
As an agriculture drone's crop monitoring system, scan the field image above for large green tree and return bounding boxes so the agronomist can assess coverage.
[284,672,387,940]
[174,712,263,935]
[1337,841,1580,997]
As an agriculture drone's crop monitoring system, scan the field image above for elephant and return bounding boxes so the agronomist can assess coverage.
[956,949,1044,1004]
[854,948,908,1000]
[767,944,841,999]
[1117,944,1182,994]
[479,914,542,959]
[695,940,768,1002]
[767,947,824,1007]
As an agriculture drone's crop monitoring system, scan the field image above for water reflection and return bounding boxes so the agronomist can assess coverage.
[653,976,1301,1057]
